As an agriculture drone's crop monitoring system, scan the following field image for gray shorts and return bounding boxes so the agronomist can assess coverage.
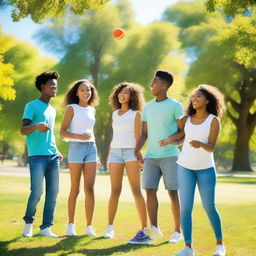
[142,156,178,190]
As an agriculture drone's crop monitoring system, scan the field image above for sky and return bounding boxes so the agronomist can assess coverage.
[0,0,181,59]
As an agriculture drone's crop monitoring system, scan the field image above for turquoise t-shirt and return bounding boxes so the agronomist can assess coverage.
[142,98,183,158]
[22,99,58,156]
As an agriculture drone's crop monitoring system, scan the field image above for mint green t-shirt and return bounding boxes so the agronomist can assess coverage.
[22,99,58,156]
[142,98,183,158]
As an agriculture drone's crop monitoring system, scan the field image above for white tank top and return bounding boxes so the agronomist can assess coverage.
[177,114,216,170]
[68,104,95,142]
[111,109,138,148]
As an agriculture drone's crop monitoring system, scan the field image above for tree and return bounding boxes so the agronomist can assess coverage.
[164,1,256,171]
[205,0,256,16]
[0,38,57,164]
[0,27,15,101]
[5,0,110,22]
[35,1,187,169]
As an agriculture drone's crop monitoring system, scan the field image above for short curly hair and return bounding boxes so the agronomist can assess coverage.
[186,84,225,117]
[35,70,59,91]
[109,82,145,111]
[64,79,99,106]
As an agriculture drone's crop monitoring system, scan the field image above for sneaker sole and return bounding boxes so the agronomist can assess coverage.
[128,240,153,245]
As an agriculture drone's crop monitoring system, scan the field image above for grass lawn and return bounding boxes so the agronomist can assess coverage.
[0,167,256,256]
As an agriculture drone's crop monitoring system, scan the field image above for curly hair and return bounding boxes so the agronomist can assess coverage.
[109,82,145,111]
[35,70,59,91]
[64,79,99,106]
[186,84,225,118]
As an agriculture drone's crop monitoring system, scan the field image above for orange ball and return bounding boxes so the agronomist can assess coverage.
[113,28,125,40]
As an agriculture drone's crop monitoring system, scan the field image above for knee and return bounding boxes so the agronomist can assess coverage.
[203,203,217,214]
[168,190,179,200]
[111,187,122,198]
[131,188,142,198]
[84,185,94,195]
[30,189,43,202]
[146,189,157,198]
[70,186,80,197]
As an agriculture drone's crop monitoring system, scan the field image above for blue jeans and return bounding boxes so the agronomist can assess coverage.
[178,165,223,243]
[23,154,59,230]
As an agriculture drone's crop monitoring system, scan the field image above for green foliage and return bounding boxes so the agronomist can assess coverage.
[206,0,256,16]
[8,0,111,23]
[0,38,57,156]
[0,27,15,101]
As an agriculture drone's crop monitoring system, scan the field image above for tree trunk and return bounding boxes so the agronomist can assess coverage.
[232,123,252,172]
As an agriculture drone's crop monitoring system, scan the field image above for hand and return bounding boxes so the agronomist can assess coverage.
[139,162,144,171]
[189,140,202,148]
[158,137,172,147]
[37,122,50,133]
[134,149,144,164]
[79,133,91,140]
[58,153,63,161]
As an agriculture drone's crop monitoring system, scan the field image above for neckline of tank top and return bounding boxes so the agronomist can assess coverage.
[73,104,90,109]
[116,109,132,117]
[189,113,212,126]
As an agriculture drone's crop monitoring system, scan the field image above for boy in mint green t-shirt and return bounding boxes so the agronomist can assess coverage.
[21,71,62,238]
[135,70,184,243]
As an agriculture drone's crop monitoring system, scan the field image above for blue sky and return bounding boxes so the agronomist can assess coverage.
[0,0,180,58]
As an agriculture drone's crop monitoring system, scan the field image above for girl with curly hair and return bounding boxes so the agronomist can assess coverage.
[103,82,149,244]
[172,84,226,256]
[60,79,99,237]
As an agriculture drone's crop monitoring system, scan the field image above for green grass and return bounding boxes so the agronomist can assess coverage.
[0,174,256,256]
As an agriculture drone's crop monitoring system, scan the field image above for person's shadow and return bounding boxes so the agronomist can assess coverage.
[0,234,167,256]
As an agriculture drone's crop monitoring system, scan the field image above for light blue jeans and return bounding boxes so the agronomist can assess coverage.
[178,165,223,243]
[23,154,59,230]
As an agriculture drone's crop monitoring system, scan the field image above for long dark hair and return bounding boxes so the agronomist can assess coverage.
[186,84,225,117]
[64,79,99,106]
[109,82,145,111]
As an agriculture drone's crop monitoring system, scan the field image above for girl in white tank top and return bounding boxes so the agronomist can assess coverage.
[173,84,226,256]
[60,79,99,237]
[103,82,149,243]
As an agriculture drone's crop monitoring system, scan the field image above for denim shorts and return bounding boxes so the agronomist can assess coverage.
[68,141,97,163]
[142,156,178,190]
[109,148,137,163]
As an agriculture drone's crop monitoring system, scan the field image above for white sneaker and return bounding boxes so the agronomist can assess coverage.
[22,223,33,237]
[213,245,226,256]
[103,225,114,239]
[143,225,163,240]
[85,225,97,237]
[169,231,183,243]
[40,227,58,238]
[66,223,77,236]
[173,246,195,256]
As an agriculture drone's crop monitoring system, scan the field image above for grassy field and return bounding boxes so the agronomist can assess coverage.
[0,166,256,256]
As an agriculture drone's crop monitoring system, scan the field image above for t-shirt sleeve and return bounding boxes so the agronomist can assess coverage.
[22,103,34,121]
[174,102,184,120]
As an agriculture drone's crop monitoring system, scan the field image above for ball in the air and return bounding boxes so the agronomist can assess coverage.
[113,28,125,40]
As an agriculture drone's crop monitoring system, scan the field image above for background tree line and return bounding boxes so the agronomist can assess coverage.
[0,0,255,171]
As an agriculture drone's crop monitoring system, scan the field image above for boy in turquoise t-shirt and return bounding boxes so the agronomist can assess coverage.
[21,71,62,238]
[135,70,184,243]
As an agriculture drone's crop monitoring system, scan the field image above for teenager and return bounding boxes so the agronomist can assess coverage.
[21,71,62,238]
[103,82,150,244]
[135,70,184,243]
[173,84,226,256]
[60,79,99,237]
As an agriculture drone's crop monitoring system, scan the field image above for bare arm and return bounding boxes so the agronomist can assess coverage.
[134,112,142,143]
[60,106,91,140]
[159,115,187,147]
[20,119,50,135]
[189,117,220,152]
[134,121,148,163]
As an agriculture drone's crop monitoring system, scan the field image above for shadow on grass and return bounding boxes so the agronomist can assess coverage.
[0,235,152,256]
[217,177,256,185]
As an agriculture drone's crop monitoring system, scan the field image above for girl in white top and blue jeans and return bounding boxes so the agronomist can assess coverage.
[173,85,226,256]
[103,82,149,244]
[60,79,99,237]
